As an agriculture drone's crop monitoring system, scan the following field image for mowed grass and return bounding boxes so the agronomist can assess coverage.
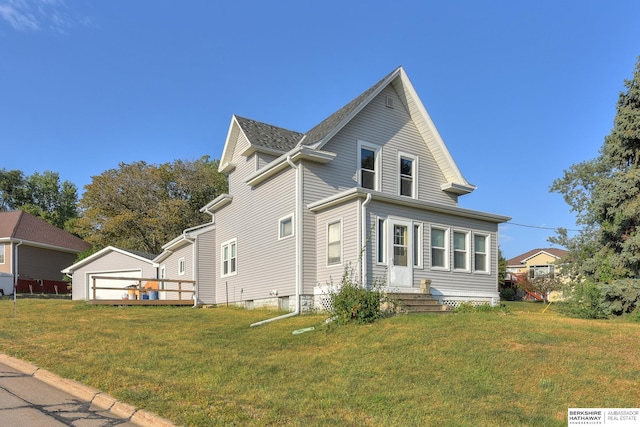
[0,299,638,426]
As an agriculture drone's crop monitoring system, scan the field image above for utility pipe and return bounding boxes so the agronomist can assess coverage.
[251,155,301,326]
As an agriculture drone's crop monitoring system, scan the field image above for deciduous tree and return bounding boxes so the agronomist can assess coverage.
[75,156,227,255]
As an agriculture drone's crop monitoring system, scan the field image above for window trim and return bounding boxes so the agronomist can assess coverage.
[398,151,417,198]
[377,217,386,265]
[430,226,449,271]
[0,243,5,264]
[326,219,343,267]
[278,214,294,240]
[453,230,471,272]
[357,140,381,191]
[178,257,185,276]
[473,233,490,274]
[413,222,423,268]
[221,238,238,278]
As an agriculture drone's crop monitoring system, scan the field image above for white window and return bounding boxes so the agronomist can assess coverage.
[327,220,342,266]
[398,152,417,198]
[358,140,381,190]
[474,234,489,273]
[279,214,294,239]
[413,223,422,267]
[0,243,4,264]
[221,239,237,277]
[529,265,554,279]
[377,218,386,264]
[159,265,166,279]
[453,231,469,271]
[430,227,448,269]
[178,258,185,276]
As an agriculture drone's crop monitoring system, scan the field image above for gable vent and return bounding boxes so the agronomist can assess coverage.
[385,95,394,108]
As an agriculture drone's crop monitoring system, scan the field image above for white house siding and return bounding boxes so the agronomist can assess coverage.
[70,251,157,300]
[256,152,278,170]
[214,152,296,308]
[161,243,195,300]
[303,86,459,208]
[367,201,500,305]
[196,227,216,304]
[314,200,360,290]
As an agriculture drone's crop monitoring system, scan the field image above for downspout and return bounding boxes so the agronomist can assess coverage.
[361,193,372,287]
[13,240,23,318]
[192,233,198,308]
[251,155,301,326]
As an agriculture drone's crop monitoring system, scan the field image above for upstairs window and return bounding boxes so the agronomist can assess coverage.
[399,153,416,197]
[358,141,380,190]
[529,265,554,279]
[0,243,4,264]
[178,257,185,276]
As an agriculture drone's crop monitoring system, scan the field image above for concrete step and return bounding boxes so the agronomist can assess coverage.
[385,292,452,314]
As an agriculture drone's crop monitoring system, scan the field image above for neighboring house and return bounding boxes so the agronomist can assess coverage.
[62,246,158,300]
[151,66,510,311]
[506,248,567,280]
[0,210,91,295]
[505,248,568,301]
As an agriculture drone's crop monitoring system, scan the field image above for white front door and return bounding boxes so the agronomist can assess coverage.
[389,219,412,287]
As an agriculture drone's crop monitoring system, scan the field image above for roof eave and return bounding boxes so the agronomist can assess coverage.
[245,146,336,187]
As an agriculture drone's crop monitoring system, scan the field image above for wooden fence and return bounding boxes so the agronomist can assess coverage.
[89,276,196,306]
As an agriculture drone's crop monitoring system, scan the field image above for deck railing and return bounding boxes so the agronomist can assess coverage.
[90,276,196,305]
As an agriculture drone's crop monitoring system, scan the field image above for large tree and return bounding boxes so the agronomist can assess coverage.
[0,169,79,230]
[74,156,227,255]
[551,57,640,281]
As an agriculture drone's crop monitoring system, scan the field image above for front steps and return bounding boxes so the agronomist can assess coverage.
[385,292,452,314]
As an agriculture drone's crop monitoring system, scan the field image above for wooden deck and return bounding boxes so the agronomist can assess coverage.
[88,299,195,306]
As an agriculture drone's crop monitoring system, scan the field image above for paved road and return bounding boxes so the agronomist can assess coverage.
[0,356,174,427]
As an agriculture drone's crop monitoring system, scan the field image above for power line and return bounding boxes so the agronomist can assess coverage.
[505,222,582,233]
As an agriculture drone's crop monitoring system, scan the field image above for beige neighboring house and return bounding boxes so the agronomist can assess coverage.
[0,210,91,295]
[506,248,568,301]
[506,248,567,280]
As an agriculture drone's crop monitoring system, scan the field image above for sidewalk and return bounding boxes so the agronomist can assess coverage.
[0,354,175,427]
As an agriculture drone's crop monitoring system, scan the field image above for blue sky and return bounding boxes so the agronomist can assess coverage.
[1,0,639,259]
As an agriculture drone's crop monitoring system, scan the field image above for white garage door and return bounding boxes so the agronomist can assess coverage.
[87,270,142,300]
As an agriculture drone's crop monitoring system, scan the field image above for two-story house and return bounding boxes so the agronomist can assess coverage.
[67,67,510,312]
[150,66,510,312]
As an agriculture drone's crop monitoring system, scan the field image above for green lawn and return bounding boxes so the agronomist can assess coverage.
[0,299,638,426]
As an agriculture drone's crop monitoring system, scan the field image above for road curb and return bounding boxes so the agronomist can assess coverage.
[0,353,176,427]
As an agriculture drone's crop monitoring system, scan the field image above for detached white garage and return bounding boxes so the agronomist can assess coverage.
[62,246,158,301]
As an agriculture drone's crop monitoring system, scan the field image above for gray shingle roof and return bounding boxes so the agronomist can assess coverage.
[302,68,399,147]
[236,67,400,152]
[235,116,303,152]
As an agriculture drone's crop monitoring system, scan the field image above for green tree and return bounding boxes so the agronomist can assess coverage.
[75,156,227,255]
[551,57,640,281]
[0,169,79,230]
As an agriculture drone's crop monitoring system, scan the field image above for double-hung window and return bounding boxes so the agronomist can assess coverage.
[474,234,489,273]
[377,218,386,264]
[453,231,469,271]
[398,153,417,198]
[430,227,448,269]
[413,223,422,267]
[178,257,185,276]
[221,239,237,277]
[0,243,4,264]
[358,141,380,190]
[327,220,342,266]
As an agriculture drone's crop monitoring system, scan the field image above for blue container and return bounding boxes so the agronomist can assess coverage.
[149,291,159,300]
[142,293,149,300]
